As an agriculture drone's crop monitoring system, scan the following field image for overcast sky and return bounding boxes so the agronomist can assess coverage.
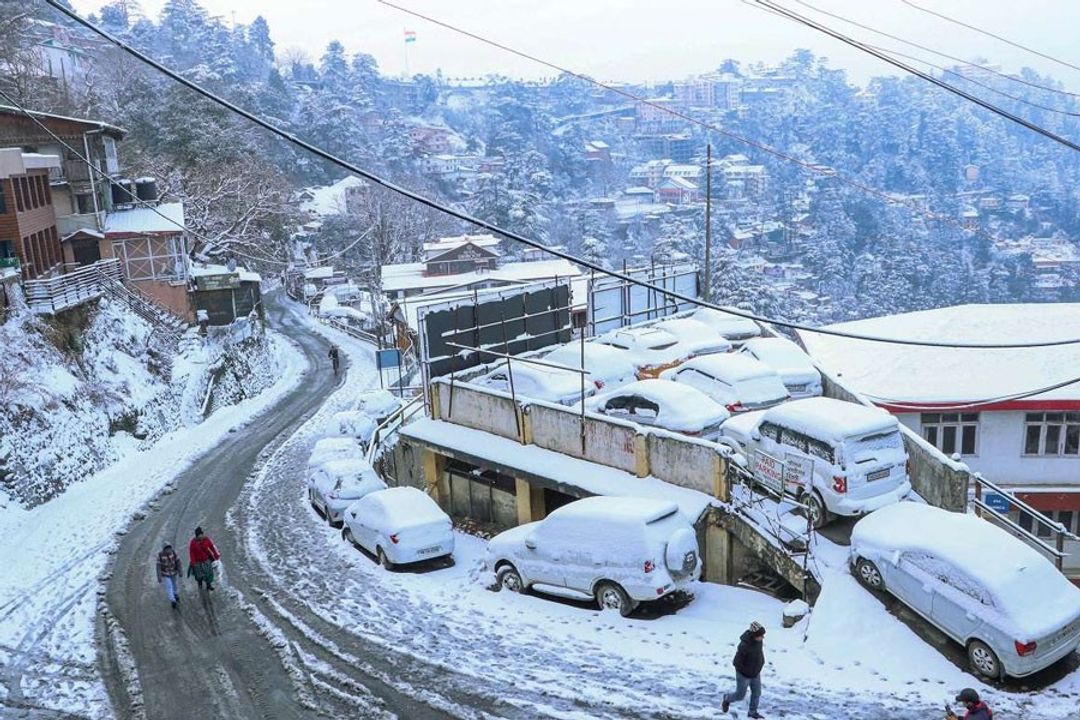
[69,0,1080,89]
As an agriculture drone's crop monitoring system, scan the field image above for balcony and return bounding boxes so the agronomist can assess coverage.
[23,258,122,315]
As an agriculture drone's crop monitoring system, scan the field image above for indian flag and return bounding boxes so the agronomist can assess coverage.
[404,29,417,44]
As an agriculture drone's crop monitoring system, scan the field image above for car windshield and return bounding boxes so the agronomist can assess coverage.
[647,340,678,351]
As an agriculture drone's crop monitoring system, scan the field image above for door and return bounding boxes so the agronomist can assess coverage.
[519,522,566,588]
[931,568,989,641]
[71,238,101,266]
[889,552,939,618]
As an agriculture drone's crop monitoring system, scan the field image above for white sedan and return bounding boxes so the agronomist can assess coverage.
[583,379,730,440]
[739,337,822,398]
[692,307,762,343]
[308,457,387,527]
[342,486,455,569]
[544,342,637,391]
[594,326,688,378]
[473,359,597,406]
[653,317,733,356]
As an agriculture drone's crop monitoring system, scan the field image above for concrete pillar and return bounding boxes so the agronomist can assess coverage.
[520,405,533,445]
[633,433,649,478]
[714,455,730,502]
[515,478,546,525]
[704,518,732,584]
[421,448,447,503]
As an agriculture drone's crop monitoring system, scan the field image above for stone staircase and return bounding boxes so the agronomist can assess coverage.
[95,272,187,346]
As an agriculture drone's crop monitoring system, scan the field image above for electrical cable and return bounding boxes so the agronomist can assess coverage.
[787,0,1080,100]
[43,0,1080,350]
[861,372,1080,411]
[0,86,293,268]
[900,0,1080,75]
[378,0,1055,282]
[754,0,1080,153]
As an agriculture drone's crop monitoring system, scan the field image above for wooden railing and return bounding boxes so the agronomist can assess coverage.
[23,258,122,314]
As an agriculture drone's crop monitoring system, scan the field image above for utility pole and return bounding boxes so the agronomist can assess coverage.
[704,143,712,302]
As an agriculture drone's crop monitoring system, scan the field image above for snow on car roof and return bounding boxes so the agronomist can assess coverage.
[764,397,896,442]
[852,503,1080,638]
[312,437,361,453]
[315,457,375,476]
[586,379,729,429]
[693,307,761,330]
[602,325,677,344]
[548,495,679,524]
[679,353,776,381]
[363,486,447,527]
[653,317,723,341]
[742,337,814,368]
[545,342,637,381]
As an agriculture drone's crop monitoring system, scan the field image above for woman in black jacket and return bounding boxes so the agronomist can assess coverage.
[722,621,766,718]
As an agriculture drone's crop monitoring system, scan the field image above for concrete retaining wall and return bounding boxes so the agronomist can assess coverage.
[525,402,639,475]
[646,432,726,499]
[433,380,522,441]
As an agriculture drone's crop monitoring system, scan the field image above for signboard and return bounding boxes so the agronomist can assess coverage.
[376,348,402,371]
[196,272,241,291]
[587,262,699,335]
[984,492,1012,514]
[783,454,813,495]
[751,450,785,495]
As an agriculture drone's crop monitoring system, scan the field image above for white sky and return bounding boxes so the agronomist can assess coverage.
[68,0,1080,89]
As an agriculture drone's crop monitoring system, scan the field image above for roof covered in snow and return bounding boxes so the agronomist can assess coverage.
[381,258,582,294]
[299,176,363,216]
[763,397,897,442]
[103,203,185,235]
[797,304,1080,404]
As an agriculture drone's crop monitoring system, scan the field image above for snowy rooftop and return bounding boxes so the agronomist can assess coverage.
[189,262,261,284]
[765,397,896,442]
[303,266,336,280]
[103,203,185,235]
[299,176,364,216]
[400,417,715,521]
[381,258,582,293]
[798,304,1080,404]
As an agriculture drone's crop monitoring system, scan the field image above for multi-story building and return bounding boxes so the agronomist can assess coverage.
[0,148,62,279]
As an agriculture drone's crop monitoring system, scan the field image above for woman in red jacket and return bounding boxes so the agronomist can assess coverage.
[187,526,221,591]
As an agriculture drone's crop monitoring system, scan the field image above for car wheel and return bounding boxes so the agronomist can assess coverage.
[496,564,524,593]
[968,640,1002,679]
[377,546,394,571]
[595,581,636,618]
[342,526,356,546]
[854,558,884,591]
[806,492,829,530]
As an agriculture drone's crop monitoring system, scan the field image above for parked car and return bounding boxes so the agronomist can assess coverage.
[594,326,688,378]
[474,359,598,406]
[652,317,733,356]
[719,397,911,528]
[738,337,823,398]
[487,496,701,616]
[308,437,364,471]
[357,389,402,426]
[307,457,387,527]
[691,307,762,343]
[583,379,730,440]
[343,486,454,569]
[660,354,789,413]
[332,410,378,448]
[544,342,637,391]
[850,502,1080,679]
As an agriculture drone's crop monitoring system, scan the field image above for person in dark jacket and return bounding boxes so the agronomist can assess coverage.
[187,526,221,591]
[722,621,766,718]
[328,345,341,374]
[156,543,183,609]
[947,688,992,720]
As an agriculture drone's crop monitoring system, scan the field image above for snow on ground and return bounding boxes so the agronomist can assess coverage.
[0,327,306,717]
[240,321,1080,718]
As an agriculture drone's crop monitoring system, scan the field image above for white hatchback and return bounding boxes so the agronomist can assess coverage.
[661,354,789,413]
[343,487,455,569]
[739,337,823,398]
[474,359,597,406]
[308,457,387,527]
[583,379,730,440]
[691,307,762,343]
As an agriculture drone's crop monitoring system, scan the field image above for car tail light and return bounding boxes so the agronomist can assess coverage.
[656,587,665,596]
[390,533,399,545]
[594,379,604,390]
[644,560,655,573]
[684,430,700,437]
[833,475,847,493]
[726,402,744,413]
[1015,640,1037,656]
[328,491,339,500]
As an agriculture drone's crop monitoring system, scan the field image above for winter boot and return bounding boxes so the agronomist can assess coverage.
[722,696,730,713]
[748,713,764,719]
[171,600,177,609]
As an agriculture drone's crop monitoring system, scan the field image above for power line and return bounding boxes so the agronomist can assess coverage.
[862,372,1080,412]
[0,85,293,268]
[42,0,1080,350]
[754,0,1080,153]
[899,0,1080,75]
[786,0,1080,100]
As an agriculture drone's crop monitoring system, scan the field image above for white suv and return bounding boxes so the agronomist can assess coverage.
[487,496,701,617]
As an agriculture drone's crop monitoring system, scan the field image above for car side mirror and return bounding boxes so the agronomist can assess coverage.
[750,430,761,441]
[524,536,537,550]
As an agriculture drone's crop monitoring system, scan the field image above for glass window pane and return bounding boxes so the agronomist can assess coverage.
[1059,511,1074,534]
[1026,413,1044,422]
[942,426,957,455]
[1019,511,1033,533]
[1047,413,1065,423]
[1067,413,1080,423]
[942,413,959,423]
[1066,426,1080,456]
[1037,518,1052,538]
[961,425,977,455]
[924,427,939,447]
[961,413,979,422]
[1045,425,1062,455]
[921,413,940,424]
[1025,425,1042,454]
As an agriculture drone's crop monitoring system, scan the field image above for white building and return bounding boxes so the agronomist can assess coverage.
[799,304,1080,579]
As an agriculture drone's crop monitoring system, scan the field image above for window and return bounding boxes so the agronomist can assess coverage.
[1023,412,1080,456]
[0,185,6,214]
[921,413,979,456]
[779,427,809,453]
[14,179,24,212]
[760,421,781,442]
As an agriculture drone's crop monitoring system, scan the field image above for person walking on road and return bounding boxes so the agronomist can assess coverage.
[328,345,341,375]
[187,526,221,592]
[721,621,767,718]
[947,688,993,720]
[156,543,183,609]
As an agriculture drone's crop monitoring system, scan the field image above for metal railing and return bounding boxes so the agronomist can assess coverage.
[972,473,1080,571]
[366,395,424,465]
[23,258,121,314]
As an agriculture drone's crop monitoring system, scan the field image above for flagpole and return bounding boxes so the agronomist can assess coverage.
[403,27,411,78]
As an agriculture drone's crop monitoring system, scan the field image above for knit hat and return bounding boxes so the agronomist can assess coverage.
[195,526,204,537]
[955,688,980,703]
[749,621,766,636]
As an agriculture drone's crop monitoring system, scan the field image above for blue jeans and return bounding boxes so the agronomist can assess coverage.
[724,672,761,714]
[162,575,178,603]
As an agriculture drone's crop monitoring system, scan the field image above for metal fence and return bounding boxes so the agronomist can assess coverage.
[23,258,122,314]
[972,473,1080,571]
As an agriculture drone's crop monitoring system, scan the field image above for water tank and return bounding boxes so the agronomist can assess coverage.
[135,176,158,202]
[110,178,134,205]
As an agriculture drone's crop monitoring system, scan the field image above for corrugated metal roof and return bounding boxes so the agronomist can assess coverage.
[104,202,185,235]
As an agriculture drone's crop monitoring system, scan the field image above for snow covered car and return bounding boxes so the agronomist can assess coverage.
[331,410,378,447]
[691,307,762,343]
[660,354,789,413]
[342,487,454,569]
[583,379,730,440]
[544,342,637,391]
[738,337,823,399]
[850,502,1080,679]
[720,397,911,528]
[308,437,364,471]
[594,326,689,379]
[652,317,733,357]
[473,359,598,406]
[356,389,402,425]
[488,496,701,617]
[307,457,387,527]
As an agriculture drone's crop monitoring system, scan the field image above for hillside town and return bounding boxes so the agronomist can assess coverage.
[2,1,1080,719]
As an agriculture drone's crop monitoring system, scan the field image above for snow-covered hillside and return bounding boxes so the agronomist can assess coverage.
[0,298,280,507]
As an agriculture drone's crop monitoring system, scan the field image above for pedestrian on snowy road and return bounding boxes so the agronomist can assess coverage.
[187,526,221,591]
[328,345,341,375]
[947,688,993,720]
[721,621,766,719]
[156,543,183,609]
